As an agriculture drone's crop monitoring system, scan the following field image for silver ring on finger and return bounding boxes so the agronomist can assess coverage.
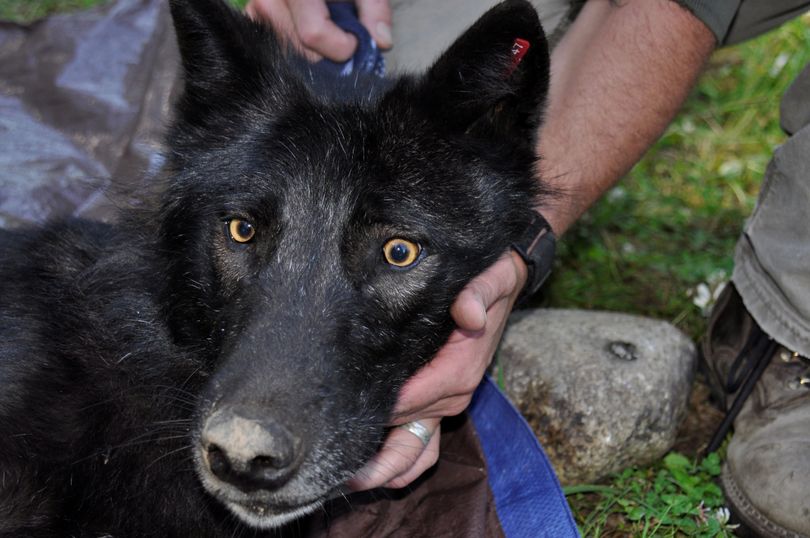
[398,420,433,448]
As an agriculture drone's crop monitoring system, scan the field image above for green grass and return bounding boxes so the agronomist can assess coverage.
[3,2,810,536]
[0,0,249,21]
[543,14,810,537]
[0,0,108,21]
[540,15,810,341]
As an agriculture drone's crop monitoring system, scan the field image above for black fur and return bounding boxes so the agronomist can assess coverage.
[0,0,550,535]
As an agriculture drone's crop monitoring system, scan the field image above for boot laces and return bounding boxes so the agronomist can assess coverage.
[705,325,809,454]
[705,324,777,454]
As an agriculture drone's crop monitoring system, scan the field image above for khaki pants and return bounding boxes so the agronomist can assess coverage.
[733,64,810,356]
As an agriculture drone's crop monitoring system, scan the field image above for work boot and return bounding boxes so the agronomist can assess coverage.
[702,282,810,537]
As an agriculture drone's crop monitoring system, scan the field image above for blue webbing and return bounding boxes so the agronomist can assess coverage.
[469,377,580,538]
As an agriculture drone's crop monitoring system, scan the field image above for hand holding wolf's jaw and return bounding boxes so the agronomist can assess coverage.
[395,251,528,421]
[348,252,528,491]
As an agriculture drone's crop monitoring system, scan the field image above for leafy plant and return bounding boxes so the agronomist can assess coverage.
[566,452,738,537]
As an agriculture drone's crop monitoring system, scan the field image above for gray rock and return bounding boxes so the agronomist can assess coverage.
[497,309,696,485]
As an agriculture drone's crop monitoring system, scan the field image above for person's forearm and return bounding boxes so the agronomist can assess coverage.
[536,0,715,235]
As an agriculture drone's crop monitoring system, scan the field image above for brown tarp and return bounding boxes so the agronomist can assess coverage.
[0,1,505,535]
[308,416,504,537]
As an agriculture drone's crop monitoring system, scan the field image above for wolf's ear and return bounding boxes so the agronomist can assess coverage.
[169,0,285,106]
[417,0,549,142]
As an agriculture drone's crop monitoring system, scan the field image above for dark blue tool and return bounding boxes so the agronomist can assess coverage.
[317,2,385,78]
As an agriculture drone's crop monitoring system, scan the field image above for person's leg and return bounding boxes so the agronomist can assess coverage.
[384,0,574,73]
[732,65,810,356]
[704,63,810,538]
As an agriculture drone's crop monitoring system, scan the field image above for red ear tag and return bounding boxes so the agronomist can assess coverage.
[510,38,531,69]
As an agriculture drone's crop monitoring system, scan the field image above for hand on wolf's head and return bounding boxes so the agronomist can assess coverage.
[245,0,392,62]
[347,251,528,491]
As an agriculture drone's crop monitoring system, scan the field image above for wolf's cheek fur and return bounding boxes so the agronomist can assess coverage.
[362,252,436,310]
[212,225,256,288]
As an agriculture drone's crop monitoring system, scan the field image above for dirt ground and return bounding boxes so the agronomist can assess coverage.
[673,376,726,458]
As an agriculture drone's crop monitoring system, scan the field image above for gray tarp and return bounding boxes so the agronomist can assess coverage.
[0,0,175,227]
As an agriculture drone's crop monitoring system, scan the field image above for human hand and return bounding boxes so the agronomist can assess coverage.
[245,0,392,63]
[347,251,528,490]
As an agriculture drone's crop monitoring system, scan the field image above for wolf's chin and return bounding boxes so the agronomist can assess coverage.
[227,499,323,529]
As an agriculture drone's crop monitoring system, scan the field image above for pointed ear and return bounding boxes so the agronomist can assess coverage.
[168,0,285,106]
[417,0,549,142]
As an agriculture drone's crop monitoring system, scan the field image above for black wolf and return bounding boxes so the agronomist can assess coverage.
[0,0,549,535]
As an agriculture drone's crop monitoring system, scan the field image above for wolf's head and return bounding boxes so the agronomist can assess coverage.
[161,0,549,528]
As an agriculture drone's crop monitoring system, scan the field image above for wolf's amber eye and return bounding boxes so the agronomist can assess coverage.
[383,238,421,268]
[227,219,255,243]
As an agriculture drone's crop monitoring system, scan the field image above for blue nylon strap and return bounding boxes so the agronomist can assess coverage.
[469,376,580,538]
[318,2,385,78]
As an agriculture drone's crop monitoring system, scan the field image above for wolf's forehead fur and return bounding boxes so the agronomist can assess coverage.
[179,97,507,221]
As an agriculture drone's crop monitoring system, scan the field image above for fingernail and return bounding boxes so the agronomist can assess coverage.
[375,22,392,47]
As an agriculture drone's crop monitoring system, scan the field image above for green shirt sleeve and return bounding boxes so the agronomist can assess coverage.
[675,0,741,42]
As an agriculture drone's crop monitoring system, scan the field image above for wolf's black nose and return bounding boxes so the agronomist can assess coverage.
[202,406,301,492]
